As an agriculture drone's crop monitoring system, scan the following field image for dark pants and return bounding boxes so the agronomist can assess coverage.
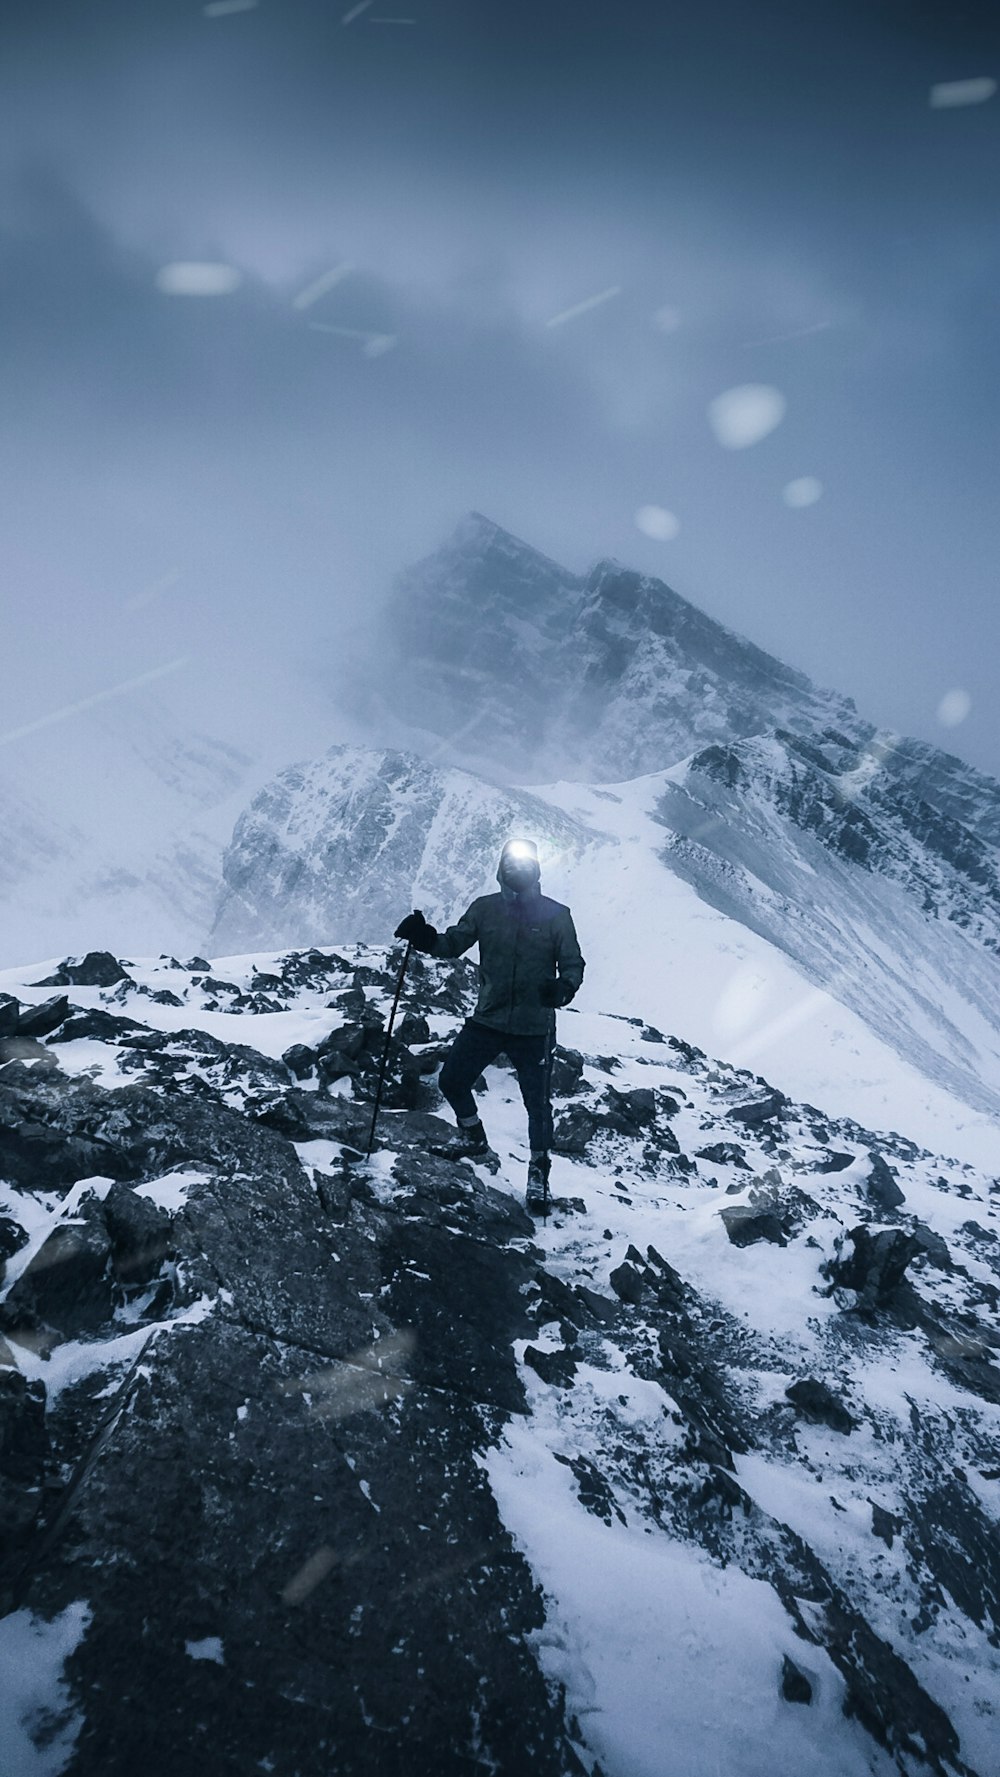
[438,1018,555,1152]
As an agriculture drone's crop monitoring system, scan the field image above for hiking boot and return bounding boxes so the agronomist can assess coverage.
[428,1119,491,1161]
[525,1153,551,1212]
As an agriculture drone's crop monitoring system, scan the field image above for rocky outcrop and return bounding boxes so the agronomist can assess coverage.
[0,941,997,1776]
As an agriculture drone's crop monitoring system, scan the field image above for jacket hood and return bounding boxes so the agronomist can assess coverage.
[496,839,541,900]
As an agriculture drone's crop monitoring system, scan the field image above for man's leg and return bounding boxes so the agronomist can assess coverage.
[505,1027,554,1156]
[438,1020,507,1129]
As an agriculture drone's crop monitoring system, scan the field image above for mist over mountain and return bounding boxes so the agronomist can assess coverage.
[338,510,866,785]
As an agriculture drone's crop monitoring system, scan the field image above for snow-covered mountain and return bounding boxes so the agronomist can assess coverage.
[207,744,606,955]
[1,944,997,1775]
[337,510,866,785]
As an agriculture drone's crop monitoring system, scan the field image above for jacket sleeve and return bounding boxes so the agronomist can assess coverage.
[431,901,480,960]
[555,909,585,992]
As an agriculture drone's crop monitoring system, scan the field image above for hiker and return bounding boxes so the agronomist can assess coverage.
[394,838,585,1210]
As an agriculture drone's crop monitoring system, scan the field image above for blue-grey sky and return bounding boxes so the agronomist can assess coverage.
[2,0,999,776]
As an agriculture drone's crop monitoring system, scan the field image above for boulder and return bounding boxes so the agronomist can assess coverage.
[865,1151,906,1210]
[0,995,19,1038]
[598,1085,658,1138]
[552,1105,599,1155]
[281,1044,317,1080]
[695,1141,750,1169]
[828,1226,920,1310]
[0,1199,114,1348]
[102,1183,175,1290]
[720,1204,789,1248]
[397,1012,431,1047]
[781,1656,813,1704]
[785,1377,855,1434]
[16,994,71,1039]
[35,952,131,989]
[47,1006,146,1044]
[0,1215,29,1268]
[729,1090,787,1128]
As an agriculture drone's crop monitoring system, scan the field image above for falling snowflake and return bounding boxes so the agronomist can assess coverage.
[652,304,682,333]
[937,689,972,726]
[634,505,680,540]
[929,78,996,109]
[155,263,243,296]
[707,385,786,449]
[782,477,822,508]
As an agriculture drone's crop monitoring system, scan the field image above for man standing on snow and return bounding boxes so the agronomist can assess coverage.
[394,838,585,1211]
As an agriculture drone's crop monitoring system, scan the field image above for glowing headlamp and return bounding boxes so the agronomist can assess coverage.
[504,840,537,862]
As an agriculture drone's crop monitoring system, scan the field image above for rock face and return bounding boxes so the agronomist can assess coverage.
[0,942,998,1776]
[209,743,601,953]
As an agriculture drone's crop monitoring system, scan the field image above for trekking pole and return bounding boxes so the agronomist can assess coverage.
[365,941,412,1158]
[541,1009,556,1218]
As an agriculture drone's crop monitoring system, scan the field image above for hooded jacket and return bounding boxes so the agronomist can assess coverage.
[429,854,585,1035]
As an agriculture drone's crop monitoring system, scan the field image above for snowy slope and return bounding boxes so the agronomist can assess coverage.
[0,945,997,1775]
[206,742,1000,1169]
[0,672,360,972]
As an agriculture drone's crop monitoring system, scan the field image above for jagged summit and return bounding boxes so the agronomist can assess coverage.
[340,512,860,785]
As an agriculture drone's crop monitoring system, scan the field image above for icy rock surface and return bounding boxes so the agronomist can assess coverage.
[209,742,600,953]
[0,944,997,1775]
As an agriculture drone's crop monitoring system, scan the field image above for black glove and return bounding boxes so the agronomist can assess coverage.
[538,977,575,1008]
[394,910,439,953]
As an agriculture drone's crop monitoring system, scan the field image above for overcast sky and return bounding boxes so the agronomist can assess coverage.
[2,0,999,778]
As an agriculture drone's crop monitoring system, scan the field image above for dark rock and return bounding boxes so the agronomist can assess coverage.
[829,1226,920,1310]
[397,1012,431,1047]
[35,951,131,988]
[609,1260,646,1304]
[909,1221,952,1270]
[0,994,20,1037]
[695,1141,750,1169]
[552,1104,598,1154]
[553,1451,626,1526]
[871,1502,903,1548]
[48,1006,147,1044]
[598,1085,658,1137]
[102,1183,175,1289]
[816,1151,856,1173]
[548,1047,587,1097]
[0,1199,114,1347]
[0,1369,50,1596]
[0,1215,29,1267]
[148,989,185,1007]
[523,1345,579,1387]
[640,1024,666,1043]
[336,984,369,1018]
[196,975,240,998]
[729,1090,787,1128]
[281,1043,317,1080]
[0,1113,124,1194]
[785,1378,855,1434]
[0,1034,62,1071]
[16,994,71,1039]
[318,1023,366,1062]
[185,956,211,972]
[720,1205,788,1248]
[781,1655,813,1704]
[866,1152,906,1211]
